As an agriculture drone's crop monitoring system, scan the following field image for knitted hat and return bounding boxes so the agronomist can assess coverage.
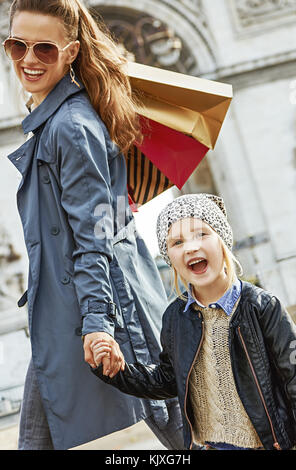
[156,193,233,266]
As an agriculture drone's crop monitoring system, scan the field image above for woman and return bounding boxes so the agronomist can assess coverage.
[3,0,185,450]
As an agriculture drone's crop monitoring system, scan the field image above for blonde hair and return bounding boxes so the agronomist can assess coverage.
[170,234,243,301]
[9,0,142,154]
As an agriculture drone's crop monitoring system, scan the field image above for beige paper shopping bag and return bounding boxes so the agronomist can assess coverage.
[128,61,233,149]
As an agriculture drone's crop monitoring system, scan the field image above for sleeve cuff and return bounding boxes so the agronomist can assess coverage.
[82,313,115,337]
[81,300,117,317]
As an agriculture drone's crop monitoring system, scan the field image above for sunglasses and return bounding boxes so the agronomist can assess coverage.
[2,37,74,65]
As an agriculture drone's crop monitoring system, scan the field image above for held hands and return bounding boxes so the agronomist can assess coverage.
[83,332,125,378]
[91,340,125,378]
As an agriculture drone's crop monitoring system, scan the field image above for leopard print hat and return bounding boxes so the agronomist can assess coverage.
[156,193,233,266]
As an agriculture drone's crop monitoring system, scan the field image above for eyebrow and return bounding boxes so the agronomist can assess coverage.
[11,35,56,43]
[167,224,210,241]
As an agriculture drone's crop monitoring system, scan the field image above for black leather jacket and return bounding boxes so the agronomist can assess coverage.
[92,282,296,450]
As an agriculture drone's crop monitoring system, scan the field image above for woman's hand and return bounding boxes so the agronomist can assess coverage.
[83,332,125,377]
[91,338,125,378]
[91,340,125,378]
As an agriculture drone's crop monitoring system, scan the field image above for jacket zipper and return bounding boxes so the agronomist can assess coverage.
[184,319,205,450]
[237,326,281,450]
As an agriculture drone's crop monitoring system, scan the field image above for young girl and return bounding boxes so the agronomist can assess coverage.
[92,193,296,450]
[4,0,185,450]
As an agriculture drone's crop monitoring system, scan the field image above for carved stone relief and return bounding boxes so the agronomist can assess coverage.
[91,0,216,74]
[230,0,296,31]
[98,8,200,74]
[169,0,203,14]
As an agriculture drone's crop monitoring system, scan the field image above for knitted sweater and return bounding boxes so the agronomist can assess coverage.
[189,302,262,449]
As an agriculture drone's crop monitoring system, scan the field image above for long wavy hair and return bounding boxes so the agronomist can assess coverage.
[9,0,142,154]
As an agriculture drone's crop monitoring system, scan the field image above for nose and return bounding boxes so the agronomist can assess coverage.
[22,46,38,64]
[184,239,201,253]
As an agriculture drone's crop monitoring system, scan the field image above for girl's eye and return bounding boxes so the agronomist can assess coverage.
[173,239,183,246]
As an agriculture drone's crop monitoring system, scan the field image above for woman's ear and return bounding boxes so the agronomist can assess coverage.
[66,40,80,64]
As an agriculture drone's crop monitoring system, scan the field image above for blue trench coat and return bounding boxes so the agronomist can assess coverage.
[8,74,175,450]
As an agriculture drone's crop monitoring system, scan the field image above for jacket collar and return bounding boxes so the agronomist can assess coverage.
[22,73,84,134]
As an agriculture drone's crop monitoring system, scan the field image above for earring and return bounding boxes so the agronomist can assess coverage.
[70,64,80,88]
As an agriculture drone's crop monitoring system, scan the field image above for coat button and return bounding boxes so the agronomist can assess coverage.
[51,226,60,236]
[37,161,44,167]
[42,175,50,184]
[75,327,82,336]
[61,275,70,285]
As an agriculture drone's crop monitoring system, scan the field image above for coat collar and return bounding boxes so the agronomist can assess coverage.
[22,73,84,134]
[7,74,84,177]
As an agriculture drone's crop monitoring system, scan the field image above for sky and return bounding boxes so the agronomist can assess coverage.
[133,187,175,258]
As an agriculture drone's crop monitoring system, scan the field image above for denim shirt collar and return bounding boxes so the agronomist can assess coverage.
[184,277,242,316]
[22,73,84,134]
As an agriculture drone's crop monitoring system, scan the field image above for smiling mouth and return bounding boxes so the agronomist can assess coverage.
[22,68,46,80]
[188,258,208,274]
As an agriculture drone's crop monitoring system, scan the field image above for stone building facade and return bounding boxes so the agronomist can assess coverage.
[0,0,295,403]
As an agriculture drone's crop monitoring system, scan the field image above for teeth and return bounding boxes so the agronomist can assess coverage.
[24,68,45,75]
[189,259,205,266]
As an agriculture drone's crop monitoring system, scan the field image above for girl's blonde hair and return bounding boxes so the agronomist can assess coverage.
[171,234,243,301]
[9,0,142,154]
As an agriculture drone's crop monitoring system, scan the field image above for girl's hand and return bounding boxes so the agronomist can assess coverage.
[91,341,112,367]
